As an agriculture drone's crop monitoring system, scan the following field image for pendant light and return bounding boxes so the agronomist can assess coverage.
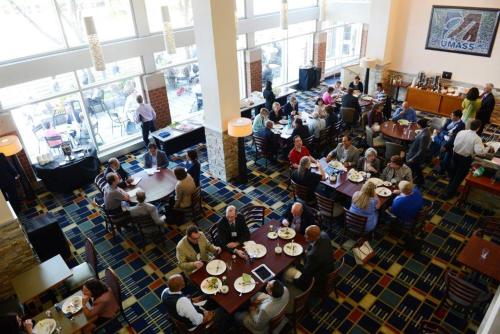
[280,0,288,30]
[84,16,105,71]
[161,5,176,54]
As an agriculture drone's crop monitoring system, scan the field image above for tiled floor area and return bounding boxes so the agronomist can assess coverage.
[19,82,498,334]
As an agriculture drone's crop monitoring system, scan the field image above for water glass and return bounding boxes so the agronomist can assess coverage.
[480,248,489,260]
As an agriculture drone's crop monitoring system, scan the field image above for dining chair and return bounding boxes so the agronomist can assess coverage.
[208,224,219,245]
[240,205,266,231]
[343,208,370,241]
[103,208,132,236]
[269,304,289,334]
[340,107,357,132]
[189,186,203,220]
[324,256,344,299]
[365,126,385,151]
[64,238,98,292]
[133,215,165,248]
[474,215,500,244]
[386,205,430,237]
[94,172,107,194]
[315,192,338,224]
[291,180,316,207]
[287,277,315,334]
[438,270,491,319]
[331,120,344,145]
[384,142,404,162]
[93,268,131,333]
[253,134,273,168]
[317,126,331,157]
[419,321,451,334]
[169,314,210,333]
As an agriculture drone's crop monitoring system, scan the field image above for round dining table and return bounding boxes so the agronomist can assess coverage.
[380,120,418,142]
[127,168,177,203]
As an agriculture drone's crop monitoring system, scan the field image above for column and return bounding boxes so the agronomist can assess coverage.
[245,48,262,96]
[313,31,327,80]
[143,73,171,129]
[192,0,241,182]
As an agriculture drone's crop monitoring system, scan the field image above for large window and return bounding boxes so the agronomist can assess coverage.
[237,51,246,98]
[0,1,65,62]
[287,35,314,82]
[76,57,143,88]
[253,0,317,15]
[255,21,316,45]
[163,62,201,122]
[11,94,91,163]
[262,41,286,87]
[154,46,197,70]
[81,77,143,149]
[325,23,363,71]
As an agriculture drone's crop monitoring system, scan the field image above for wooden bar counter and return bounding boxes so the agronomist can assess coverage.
[406,87,463,117]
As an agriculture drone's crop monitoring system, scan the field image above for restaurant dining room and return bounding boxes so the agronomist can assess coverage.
[1,0,500,333]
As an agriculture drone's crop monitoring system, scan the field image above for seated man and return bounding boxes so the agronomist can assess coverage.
[173,167,197,210]
[281,201,315,235]
[143,142,169,169]
[235,280,289,334]
[374,82,387,103]
[104,157,133,188]
[288,136,315,169]
[291,157,325,201]
[285,225,334,291]
[283,95,299,117]
[326,135,360,167]
[291,118,310,141]
[256,120,279,159]
[103,172,130,214]
[430,109,465,175]
[392,101,417,122]
[389,181,424,224]
[217,206,250,258]
[381,155,413,183]
[341,88,361,117]
[161,274,226,332]
[128,190,165,225]
[176,225,221,276]
[268,102,283,123]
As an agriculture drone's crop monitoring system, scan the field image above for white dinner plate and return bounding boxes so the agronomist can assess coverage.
[367,178,384,187]
[329,160,346,171]
[279,119,288,125]
[206,259,226,276]
[200,277,222,295]
[234,276,256,294]
[245,244,267,259]
[398,119,409,126]
[382,181,392,187]
[283,242,303,256]
[267,231,278,239]
[375,187,392,197]
[348,172,364,183]
[61,295,83,314]
[278,227,296,240]
[273,124,284,129]
[33,318,56,334]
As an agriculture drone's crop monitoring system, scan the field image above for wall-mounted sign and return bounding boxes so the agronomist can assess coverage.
[425,6,500,57]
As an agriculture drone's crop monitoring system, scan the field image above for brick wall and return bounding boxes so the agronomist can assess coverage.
[245,48,262,96]
[148,87,171,129]
[313,32,327,80]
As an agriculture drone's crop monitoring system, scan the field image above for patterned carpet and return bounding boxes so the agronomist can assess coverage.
[18,82,498,334]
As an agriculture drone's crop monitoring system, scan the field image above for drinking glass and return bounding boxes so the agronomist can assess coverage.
[480,248,489,260]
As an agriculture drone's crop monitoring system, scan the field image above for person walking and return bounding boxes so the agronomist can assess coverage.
[134,95,157,147]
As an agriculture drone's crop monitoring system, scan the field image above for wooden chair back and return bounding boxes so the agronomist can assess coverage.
[208,224,219,244]
[253,134,267,153]
[240,205,265,230]
[190,186,203,219]
[419,321,451,334]
[84,238,98,279]
[95,172,107,193]
[476,215,500,243]
[292,277,315,320]
[385,142,404,161]
[343,208,368,239]
[291,180,313,204]
[105,209,131,235]
[316,192,335,220]
[400,205,430,234]
[318,126,331,153]
[340,107,356,124]
[304,134,315,148]
[325,256,344,298]
[269,304,288,334]
[445,271,486,308]
[169,315,206,334]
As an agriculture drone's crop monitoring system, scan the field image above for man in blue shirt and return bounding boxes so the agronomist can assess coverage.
[390,181,423,223]
[392,101,417,122]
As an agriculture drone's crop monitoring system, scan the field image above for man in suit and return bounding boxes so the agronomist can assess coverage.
[217,205,250,259]
[143,142,169,169]
[341,87,361,117]
[0,153,20,213]
[256,120,279,160]
[235,280,289,334]
[392,101,417,122]
[128,191,165,225]
[285,225,335,291]
[476,83,496,134]
[326,135,360,167]
[283,95,299,117]
[176,225,221,276]
[281,202,315,235]
[104,158,132,188]
[430,109,465,175]
[406,118,431,185]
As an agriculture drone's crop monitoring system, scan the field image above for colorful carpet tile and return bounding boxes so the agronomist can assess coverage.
[19,84,498,334]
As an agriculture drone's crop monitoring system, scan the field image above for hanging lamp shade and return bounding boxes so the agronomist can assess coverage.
[319,0,328,22]
[0,135,22,157]
[280,0,288,30]
[161,5,176,54]
[228,118,252,138]
[84,16,105,71]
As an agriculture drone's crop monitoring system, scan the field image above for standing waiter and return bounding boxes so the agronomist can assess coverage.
[134,95,157,147]
[0,153,20,213]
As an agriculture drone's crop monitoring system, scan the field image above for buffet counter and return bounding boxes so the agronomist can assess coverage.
[406,87,463,117]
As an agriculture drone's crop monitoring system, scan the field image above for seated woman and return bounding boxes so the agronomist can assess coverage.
[186,149,201,187]
[381,155,413,183]
[0,313,33,334]
[356,148,382,175]
[82,278,120,333]
[291,156,325,200]
[252,108,269,133]
[349,181,381,232]
[314,98,326,118]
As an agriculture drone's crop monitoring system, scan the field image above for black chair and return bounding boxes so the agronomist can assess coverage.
[168,314,210,333]
[291,180,316,207]
[340,107,357,131]
[94,172,107,194]
[365,126,385,151]
[474,215,500,244]
[386,205,430,237]
[268,304,289,334]
[287,278,315,334]
[331,120,344,145]
[324,256,344,299]
[208,224,219,245]
[317,126,331,157]
[315,192,338,224]
[133,215,165,248]
[304,135,315,152]
[240,205,266,231]
[384,142,404,161]
[64,238,98,292]
[103,208,132,236]
[253,134,274,168]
